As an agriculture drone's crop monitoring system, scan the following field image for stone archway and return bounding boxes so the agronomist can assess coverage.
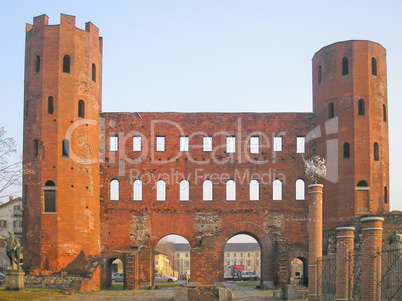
[216,221,276,288]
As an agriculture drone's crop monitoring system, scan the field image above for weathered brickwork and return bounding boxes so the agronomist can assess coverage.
[22,14,389,291]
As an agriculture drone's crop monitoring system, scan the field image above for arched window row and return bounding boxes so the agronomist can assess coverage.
[109,179,307,202]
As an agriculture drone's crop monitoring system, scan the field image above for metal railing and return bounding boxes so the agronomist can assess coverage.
[317,254,336,301]
[348,251,362,301]
[377,245,402,301]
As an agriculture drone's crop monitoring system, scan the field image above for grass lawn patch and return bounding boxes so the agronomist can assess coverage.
[0,287,64,300]
[236,281,260,287]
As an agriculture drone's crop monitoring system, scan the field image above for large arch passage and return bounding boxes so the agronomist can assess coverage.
[215,222,276,288]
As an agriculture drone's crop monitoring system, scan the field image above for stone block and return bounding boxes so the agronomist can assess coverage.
[5,270,25,291]
[282,284,301,300]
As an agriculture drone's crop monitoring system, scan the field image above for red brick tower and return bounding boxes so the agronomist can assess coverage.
[22,14,102,273]
[312,40,389,230]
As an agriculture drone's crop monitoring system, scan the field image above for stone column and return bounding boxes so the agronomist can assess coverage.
[361,217,384,301]
[336,227,355,301]
[308,184,323,301]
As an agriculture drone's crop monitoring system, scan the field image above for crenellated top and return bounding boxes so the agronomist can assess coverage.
[26,13,100,38]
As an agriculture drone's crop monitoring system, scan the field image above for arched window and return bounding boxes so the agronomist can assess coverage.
[78,100,85,118]
[92,63,96,82]
[374,142,379,161]
[33,139,39,157]
[110,179,119,200]
[203,180,213,201]
[226,180,236,201]
[357,180,369,187]
[44,180,56,212]
[35,55,40,73]
[157,180,166,201]
[318,65,322,84]
[328,102,335,119]
[372,57,377,76]
[249,180,259,201]
[358,99,365,116]
[47,96,54,114]
[180,180,190,201]
[63,55,71,73]
[133,180,142,201]
[384,186,388,204]
[342,57,349,75]
[296,179,305,200]
[273,179,282,200]
[383,104,387,122]
[62,139,69,157]
[343,142,350,159]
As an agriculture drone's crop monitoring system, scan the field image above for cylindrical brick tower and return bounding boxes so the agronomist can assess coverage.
[312,40,389,230]
[22,14,102,273]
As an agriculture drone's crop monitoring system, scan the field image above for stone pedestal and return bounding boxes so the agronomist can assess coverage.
[174,284,233,301]
[5,270,25,291]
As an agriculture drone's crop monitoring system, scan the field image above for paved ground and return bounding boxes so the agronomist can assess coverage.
[43,285,297,301]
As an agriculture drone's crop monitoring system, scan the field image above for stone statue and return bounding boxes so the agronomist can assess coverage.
[388,230,402,246]
[305,155,327,183]
[0,231,21,270]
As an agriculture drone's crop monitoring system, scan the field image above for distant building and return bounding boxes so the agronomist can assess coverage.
[224,243,260,275]
[154,251,172,276]
[172,243,190,277]
[0,197,23,271]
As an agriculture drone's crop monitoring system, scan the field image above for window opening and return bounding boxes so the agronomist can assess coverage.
[250,180,259,201]
[372,57,377,76]
[78,100,85,118]
[44,180,56,213]
[328,102,335,119]
[47,96,54,114]
[157,180,166,201]
[274,136,282,152]
[384,187,388,204]
[110,179,119,200]
[35,55,40,73]
[227,137,235,153]
[62,139,69,157]
[133,136,141,151]
[34,139,39,157]
[273,179,282,200]
[297,137,305,153]
[133,180,142,201]
[203,180,213,201]
[343,142,350,159]
[156,136,165,152]
[180,180,190,201]
[63,55,71,73]
[358,99,365,116]
[374,142,379,161]
[296,179,305,200]
[203,136,212,152]
[180,136,189,152]
[250,136,259,154]
[383,104,387,122]
[342,57,349,75]
[110,136,118,151]
[226,180,236,201]
[357,180,369,187]
[92,63,96,82]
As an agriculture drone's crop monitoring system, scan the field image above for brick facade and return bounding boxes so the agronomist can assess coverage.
[22,14,389,290]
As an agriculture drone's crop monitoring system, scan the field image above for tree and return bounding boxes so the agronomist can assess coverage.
[0,126,22,199]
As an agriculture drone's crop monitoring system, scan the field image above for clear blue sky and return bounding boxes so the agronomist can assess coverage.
[1,1,402,210]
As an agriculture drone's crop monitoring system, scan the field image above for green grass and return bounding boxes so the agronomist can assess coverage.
[235,281,260,287]
[0,287,64,300]
[155,282,182,288]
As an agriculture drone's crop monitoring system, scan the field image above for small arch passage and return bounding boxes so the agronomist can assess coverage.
[273,179,282,200]
[226,180,236,201]
[110,179,119,201]
[295,179,305,200]
[63,55,71,73]
[203,180,213,201]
